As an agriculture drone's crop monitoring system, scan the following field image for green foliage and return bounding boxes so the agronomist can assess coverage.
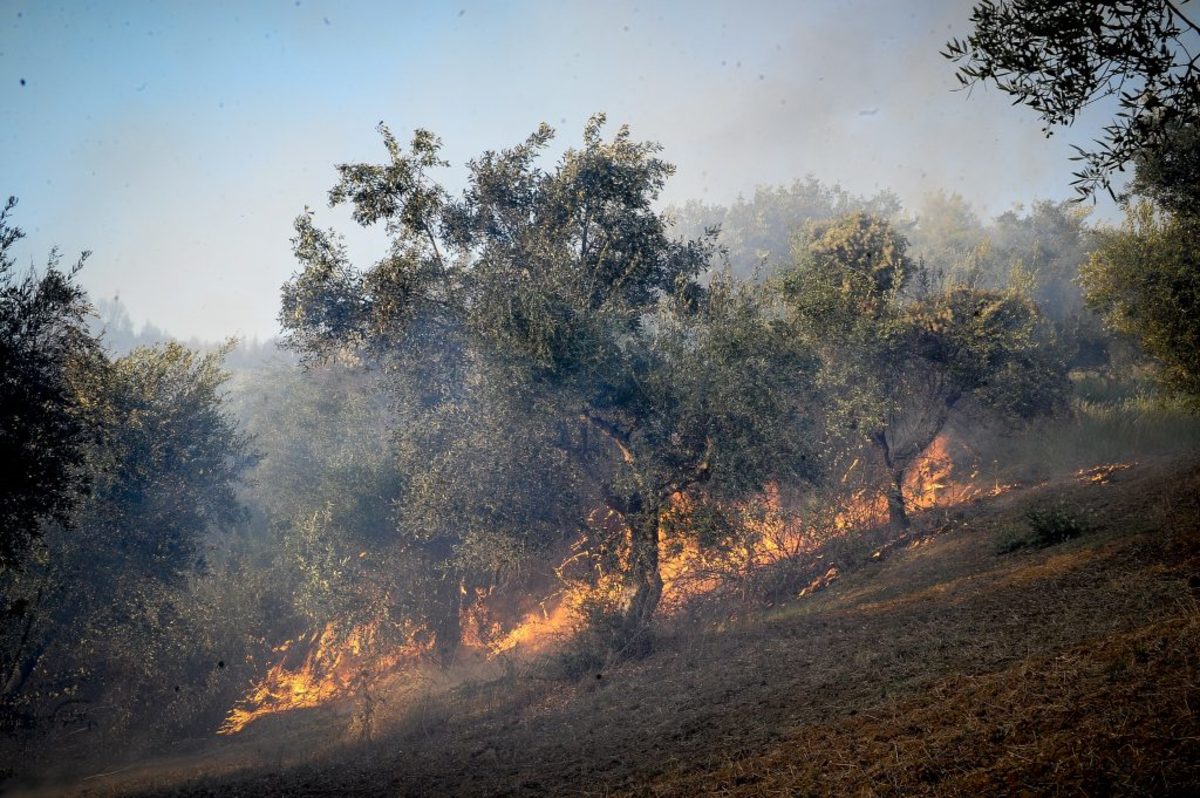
[1128,121,1200,216]
[993,501,1094,554]
[546,597,628,681]
[1,341,255,741]
[0,197,101,568]
[906,287,1066,421]
[668,178,903,279]
[972,390,1200,487]
[794,211,913,317]
[1081,203,1200,406]
[945,0,1200,200]
[277,115,819,640]
[228,362,411,648]
[780,212,1067,527]
[994,527,1032,554]
[1027,501,1095,547]
[908,194,1097,327]
[2,201,262,744]
[89,344,256,577]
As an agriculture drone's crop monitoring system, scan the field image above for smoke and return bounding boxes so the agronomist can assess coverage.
[2,0,1124,343]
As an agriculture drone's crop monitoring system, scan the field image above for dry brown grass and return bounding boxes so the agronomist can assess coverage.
[40,455,1200,797]
[649,612,1200,796]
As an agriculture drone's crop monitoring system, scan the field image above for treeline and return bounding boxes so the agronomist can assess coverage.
[1,112,1197,765]
[1,197,259,748]
[91,293,288,369]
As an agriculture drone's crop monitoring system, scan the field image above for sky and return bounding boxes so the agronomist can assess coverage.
[1,0,1123,342]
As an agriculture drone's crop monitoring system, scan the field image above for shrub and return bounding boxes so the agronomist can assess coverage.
[544,596,630,681]
[1025,501,1094,547]
[994,527,1031,554]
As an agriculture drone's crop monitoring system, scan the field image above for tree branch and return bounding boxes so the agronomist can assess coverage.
[580,413,635,465]
[1166,0,1200,36]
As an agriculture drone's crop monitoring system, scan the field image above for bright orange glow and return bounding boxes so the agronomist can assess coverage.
[486,596,584,656]
[1077,462,1134,485]
[903,433,1017,509]
[223,433,1018,735]
[218,620,429,735]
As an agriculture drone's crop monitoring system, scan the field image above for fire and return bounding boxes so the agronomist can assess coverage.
[218,620,428,735]
[222,434,1006,735]
[656,486,820,607]
[479,488,818,659]
[905,436,953,510]
[1077,462,1135,485]
[902,433,1016,509]
[834,488,887,531]
[487,601,576,655]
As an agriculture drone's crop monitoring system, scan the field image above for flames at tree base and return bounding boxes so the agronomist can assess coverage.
[220,433,1007,735]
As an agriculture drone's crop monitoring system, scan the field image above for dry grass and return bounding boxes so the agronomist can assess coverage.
[653,611,1200,796]
[37,455,1200,797]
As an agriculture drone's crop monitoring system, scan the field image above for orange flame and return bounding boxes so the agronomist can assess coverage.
[903,433,1016,509]
[223,434,1008,734]
[1077,462,1134,485]
[218,620,428,735]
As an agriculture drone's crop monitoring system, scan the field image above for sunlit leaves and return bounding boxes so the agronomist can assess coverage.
[780,212,1066,507]
[1081,202,1200,404]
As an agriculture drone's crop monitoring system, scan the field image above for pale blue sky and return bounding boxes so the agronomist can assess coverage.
[2,0,1120,341]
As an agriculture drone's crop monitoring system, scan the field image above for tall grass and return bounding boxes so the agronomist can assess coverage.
[980,393,1200,483]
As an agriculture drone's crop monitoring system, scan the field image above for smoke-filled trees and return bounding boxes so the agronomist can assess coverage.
[669,179,903,279]
[781,213,1065,529]
[0,196,257,742]
[1082,202,1200,406]
[945,2,1200,406]
[0,198,101,569]
[2,343,255,736]
[280,116,816,648]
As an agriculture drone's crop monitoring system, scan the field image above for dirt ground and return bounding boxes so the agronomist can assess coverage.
[33,455,1200,797]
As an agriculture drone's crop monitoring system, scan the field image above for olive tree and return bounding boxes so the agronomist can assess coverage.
[1,343,256,739]
[280,116,816,646]
[1081,202,1200,406]
[945,0,1200,200]
[781,213,1066,529]
[0,197,101,569]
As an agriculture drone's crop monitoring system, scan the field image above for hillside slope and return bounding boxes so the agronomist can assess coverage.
[65,457,1200,796]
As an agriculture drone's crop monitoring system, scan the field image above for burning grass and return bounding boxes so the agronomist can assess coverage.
[39,454,1200,796]
[214,432,1016,736]
[218,621,432,735]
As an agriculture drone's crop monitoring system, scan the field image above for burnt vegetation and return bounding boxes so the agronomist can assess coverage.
[3,2,1200,794]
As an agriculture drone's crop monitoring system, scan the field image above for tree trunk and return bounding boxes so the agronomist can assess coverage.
[885,468,910,531]
[621,501,663,650]
[2,642,44,699]
[2,575,49,698]
[873,432,910,531]
[431,574,463,667]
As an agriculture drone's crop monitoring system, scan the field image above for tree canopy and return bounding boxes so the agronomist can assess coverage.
[0,198,101,569]
[1082,202,1200,405]
[280,116,817,647]
[781,212,1066,529]
[945,0,1200,200]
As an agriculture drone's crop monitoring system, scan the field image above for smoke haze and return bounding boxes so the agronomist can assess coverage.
[1,0,1120,340]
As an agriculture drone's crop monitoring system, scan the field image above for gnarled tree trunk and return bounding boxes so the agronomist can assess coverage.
[622,502,663,641]
[873,431,910,531]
